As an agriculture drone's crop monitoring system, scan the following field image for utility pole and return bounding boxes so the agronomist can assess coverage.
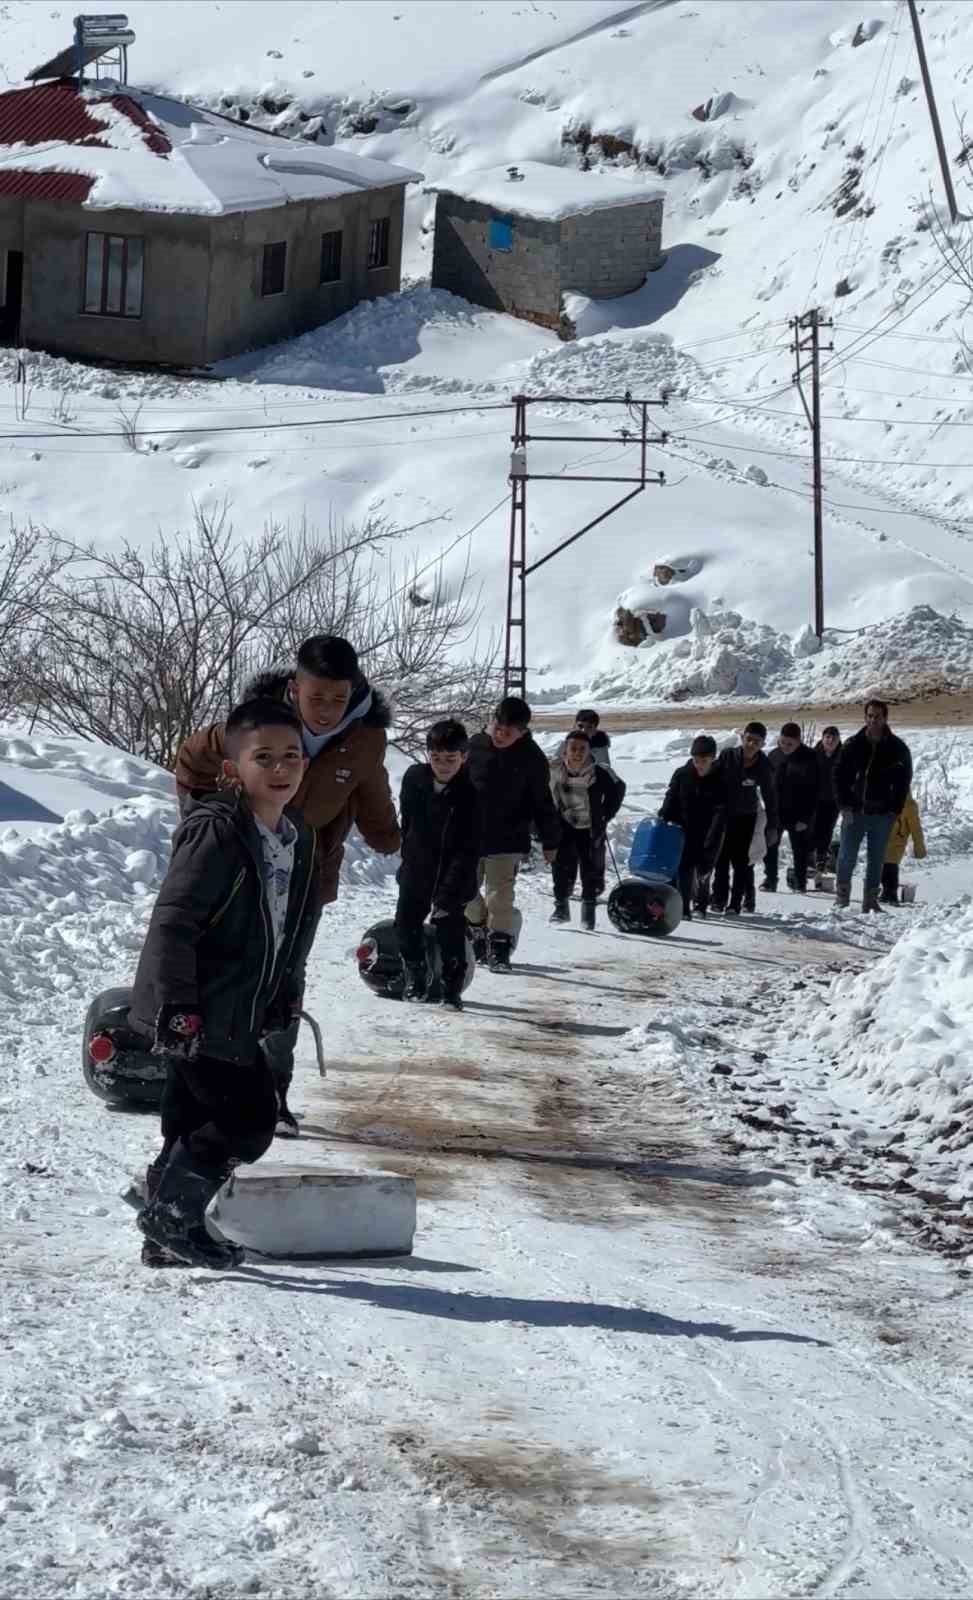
[791,309,832,641]
[907,0,959,224]
[504,395,529,698]
[503,393,667,695]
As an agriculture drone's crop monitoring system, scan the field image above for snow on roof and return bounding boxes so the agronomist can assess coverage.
[430,161,664,222]
[0,80,422,216]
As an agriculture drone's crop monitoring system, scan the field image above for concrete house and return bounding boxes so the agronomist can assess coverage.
[430,162,664,338]
[0,77,421,366]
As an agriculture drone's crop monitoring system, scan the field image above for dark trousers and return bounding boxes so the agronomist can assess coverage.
[812,803,839,870]
[394,884,467,971]
[262,1019,300,1097]
[552,827,606,902]
[881,861,900,901]
[764,825,811,890]
[159,1051,277,1174]
[677,845,711,913]
[713,816,756,909]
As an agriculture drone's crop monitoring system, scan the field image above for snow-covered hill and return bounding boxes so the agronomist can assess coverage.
[3,0,973,699]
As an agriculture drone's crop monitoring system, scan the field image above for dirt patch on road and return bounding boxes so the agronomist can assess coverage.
[391,1430,676,1574]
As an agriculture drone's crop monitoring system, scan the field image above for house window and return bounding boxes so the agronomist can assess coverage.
[83,232,144,317]
[367,216,390,270]
[261,241,287,297]
[489,217,514,251]
[320,229,343,284]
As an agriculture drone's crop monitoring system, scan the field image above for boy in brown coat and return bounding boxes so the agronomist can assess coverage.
[175,634,400,1128]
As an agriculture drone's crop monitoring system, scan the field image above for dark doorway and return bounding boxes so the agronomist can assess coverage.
[0,251,24,345]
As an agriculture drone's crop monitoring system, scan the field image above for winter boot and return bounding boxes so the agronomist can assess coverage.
[469,924,489,965]
[439,956,465,1013]
[580,899,596,932]
[759,879,776,894]
[863,887,884,914]
[487,931,513,974]
[126,1157,193,1268]
[549,898,570,924]
[834,881,851,909]
[402,960,429,1003]
[137,1142,244,1270]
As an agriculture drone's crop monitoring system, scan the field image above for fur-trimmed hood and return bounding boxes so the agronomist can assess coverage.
[241,664,393,730]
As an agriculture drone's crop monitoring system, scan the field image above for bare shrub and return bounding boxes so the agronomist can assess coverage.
[115,400,144,452]
[0,522,73,719]
[21,503,498,765]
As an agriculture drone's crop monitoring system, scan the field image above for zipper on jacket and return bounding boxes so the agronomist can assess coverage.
[207,867,247,929]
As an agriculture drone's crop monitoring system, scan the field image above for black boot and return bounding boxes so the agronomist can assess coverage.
[549,898,570,924]
[439,956,465,1012]
[128,1156,193,1268]
[487,931,513,973]
[580,899,596,932]
[274,1090,300,1140]
[401,959,429,1002]
[469,924,489,965]
[137,1142,244,1270]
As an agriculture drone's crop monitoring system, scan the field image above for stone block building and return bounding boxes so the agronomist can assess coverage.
[0,77,421,366]
[430,162,664,337]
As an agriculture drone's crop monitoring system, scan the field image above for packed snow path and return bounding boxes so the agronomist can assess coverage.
[3,886,971,1599]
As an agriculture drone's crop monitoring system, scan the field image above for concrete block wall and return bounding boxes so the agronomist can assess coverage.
[559,197,663,299]
[21,201,211,366]
[431,193,562,326]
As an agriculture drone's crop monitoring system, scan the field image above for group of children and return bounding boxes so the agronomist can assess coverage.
[125,661,920,1271]
[127,679,626,1268]
[659,709,923,919]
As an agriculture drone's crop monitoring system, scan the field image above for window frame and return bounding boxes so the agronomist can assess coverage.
[82,231,145,319]
[260,240,288,298]
[366,216,390,271]
[320,228,343,285]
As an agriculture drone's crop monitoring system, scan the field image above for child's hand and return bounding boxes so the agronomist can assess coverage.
[153,1005,203,1059]
[262,995,302,1037]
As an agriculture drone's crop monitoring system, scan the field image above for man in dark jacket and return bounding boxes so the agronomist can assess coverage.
[465,695,561,972]
[175,634,400,1131]
[395,720,480,1011]
[812,725,842,887]
[762,722,818,893]
[549,730,626,930]
[834,699,912,912]
[659,734,727,919]
[712,722,779,915]
[131,699,321,1269]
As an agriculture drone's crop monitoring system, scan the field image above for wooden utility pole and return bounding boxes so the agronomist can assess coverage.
[792,309,832,641]
[906,0,959,224]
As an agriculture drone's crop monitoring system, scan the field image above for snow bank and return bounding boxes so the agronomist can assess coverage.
[810,900,973,1200]
[585,605,973,706]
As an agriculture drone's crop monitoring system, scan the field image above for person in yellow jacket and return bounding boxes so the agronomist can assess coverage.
[880,793,926,903]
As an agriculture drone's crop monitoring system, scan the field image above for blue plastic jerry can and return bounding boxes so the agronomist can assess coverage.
[629,817,685,881]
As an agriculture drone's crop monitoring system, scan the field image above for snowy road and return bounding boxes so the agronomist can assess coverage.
[5,880,972,1599]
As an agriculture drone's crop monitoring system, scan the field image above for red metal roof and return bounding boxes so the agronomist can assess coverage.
[0,169,92,200]
[0,78,170,155]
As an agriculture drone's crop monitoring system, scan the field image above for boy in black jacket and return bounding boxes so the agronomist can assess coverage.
[763,722,818,893]
[549,730,626,930]
[466,696,561,973]
[130,698,320,1269]
[713,723,779,915]
[659,734,727,919]
[395,719,480,1011]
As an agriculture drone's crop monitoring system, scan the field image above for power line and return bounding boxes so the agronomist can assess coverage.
[833,323,963,345]
[674,395,973,426]
[667,431,973,468]
[0,398,510,443]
